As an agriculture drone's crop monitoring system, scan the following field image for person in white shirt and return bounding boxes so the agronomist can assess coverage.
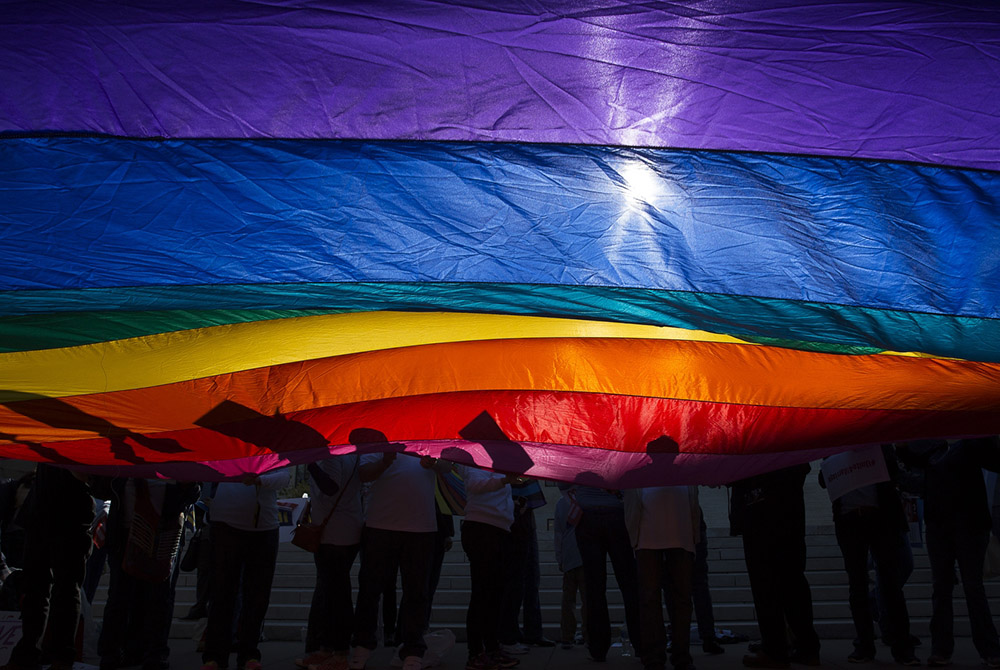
[457,465,521,670]
[299,454,363,670]
[624,486,700,670]
[350,449,451,670]
[200,468,291,670]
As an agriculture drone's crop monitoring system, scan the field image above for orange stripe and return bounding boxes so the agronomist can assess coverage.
[2,336,998,444]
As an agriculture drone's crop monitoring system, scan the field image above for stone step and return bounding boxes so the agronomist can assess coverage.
[93,528,982,645]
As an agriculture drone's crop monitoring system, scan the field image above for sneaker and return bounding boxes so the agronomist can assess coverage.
[298,652,332,669]
[489,650,520,668]
[525,638,556,648]
[401,657,422,670]
[894,655,920,667]
[983,658,1000,669]
[242,661,262,670]
[499,644,529,655]
[848,650,875,663]
[465,654,497,670]
[348,648,371,670]
[926,656,950,667]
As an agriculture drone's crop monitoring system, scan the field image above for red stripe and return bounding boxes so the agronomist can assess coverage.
[6,390,998,468]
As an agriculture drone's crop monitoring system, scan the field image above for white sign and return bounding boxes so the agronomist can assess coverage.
[820,445,889,501]
[276,497,309,543]
[0,611,21,666]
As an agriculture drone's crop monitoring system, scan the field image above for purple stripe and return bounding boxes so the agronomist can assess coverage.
[3,1,999,169]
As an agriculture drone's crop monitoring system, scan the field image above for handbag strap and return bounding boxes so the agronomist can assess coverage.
[314,458,359,530]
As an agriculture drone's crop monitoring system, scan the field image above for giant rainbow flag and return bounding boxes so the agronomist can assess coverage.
[1,1,999,485]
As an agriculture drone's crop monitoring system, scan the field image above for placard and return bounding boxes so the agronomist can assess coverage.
[820,445,889,501]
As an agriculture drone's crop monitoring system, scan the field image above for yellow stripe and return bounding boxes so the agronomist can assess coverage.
[0,311,754,400]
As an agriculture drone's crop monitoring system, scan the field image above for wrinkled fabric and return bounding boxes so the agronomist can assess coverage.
[2,1,1000,485]
[2,1,999,170]
[3,138,998,321]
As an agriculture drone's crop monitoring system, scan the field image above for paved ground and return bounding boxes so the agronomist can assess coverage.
[166,637,995,670]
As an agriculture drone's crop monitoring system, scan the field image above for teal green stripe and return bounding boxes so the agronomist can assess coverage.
[0,309,349,353]
[0,282,996,362]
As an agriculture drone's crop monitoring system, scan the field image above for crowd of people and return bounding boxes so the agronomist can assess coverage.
[0,437,997,670]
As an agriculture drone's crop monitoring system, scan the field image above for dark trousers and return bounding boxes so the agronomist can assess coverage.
[191,526,214,616]
[461,521,510,656]
[742,492,819,662]
[499,516,529,644]
[98,553,175,670]
[834,510,912,659]
[202,522,279,669]
[306,543,360,653]
[353,527,435,659]
[560,567,587,644]
[926,523,1000,659]
[521,514,543,641]
[11,521,92,668]
[873,531,913,641]
[638,548,694,670]
[691,517,716,643]
[575,508,643,660]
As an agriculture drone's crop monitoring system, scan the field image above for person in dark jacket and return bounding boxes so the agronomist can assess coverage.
[897,437,1000,668]
[1,464,94,670]
[820,446,918,665]
[730,463,820,669]
[93,477,200,670]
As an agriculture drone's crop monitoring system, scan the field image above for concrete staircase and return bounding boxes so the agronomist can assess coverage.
[87,478,1000,644]
[92,520,1000,644]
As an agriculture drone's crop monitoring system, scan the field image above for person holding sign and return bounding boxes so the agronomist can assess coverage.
[819,445,918,665]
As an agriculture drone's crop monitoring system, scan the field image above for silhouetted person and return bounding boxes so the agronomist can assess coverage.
[626,485,698,670]
[1,464,93,670]
[200,469,291,670]
[298,454,362,670]
[572,485,642,662]
[819,446,917,665]
[898,438,1000,667]
[730,463,819,669]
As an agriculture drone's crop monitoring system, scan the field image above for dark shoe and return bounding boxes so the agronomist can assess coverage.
[703,640,725,655]
[983,658,1000,669]
[525,638,556,648]
[559,641,574,650]
[742,652,790,669]
[488,651,520,668]
[926,655,949,667]
[587,650,607,662]
[894,654,920,666]
[789,651,821,667]
[848,649,875,663]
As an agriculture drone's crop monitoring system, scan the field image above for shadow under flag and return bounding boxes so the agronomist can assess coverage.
[457,410,535,474]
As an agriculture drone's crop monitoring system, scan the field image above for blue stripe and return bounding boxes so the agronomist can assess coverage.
[1,282,998,362]
[2,137,998,321]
